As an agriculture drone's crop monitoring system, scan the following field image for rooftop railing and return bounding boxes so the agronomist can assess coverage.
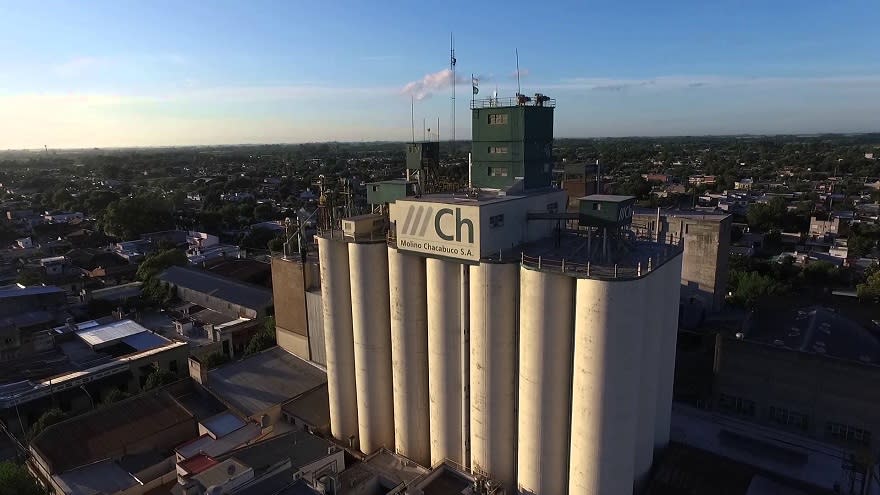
[470,95,555,109]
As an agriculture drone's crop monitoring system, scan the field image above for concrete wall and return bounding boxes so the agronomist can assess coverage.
[271,257,310,361]
[305,291,326,365]
[633,212,730,311]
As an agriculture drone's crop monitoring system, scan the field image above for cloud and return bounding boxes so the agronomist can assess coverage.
[549,74,880,92]
[401,68,465,100]
[54,56,108,77]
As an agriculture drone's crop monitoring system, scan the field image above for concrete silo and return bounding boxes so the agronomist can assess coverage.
[568,275,646,495]
[469,262,518,489]
[654,255,683,450]
[633,258,663,488]
[426,257,463,466]
[516,267,575,495]
[388,247,430,466]
[348,242,395,454]
[317,237,359,445]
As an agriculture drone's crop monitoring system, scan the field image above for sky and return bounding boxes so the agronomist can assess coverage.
[1,0,879,148]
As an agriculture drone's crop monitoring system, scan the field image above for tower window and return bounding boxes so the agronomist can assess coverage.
[489,214,504,228]
[488,113,508,125]
[488,167,509,177]
[488,146,508,154]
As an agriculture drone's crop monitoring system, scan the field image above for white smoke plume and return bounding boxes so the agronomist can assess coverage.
[401,68,466,100]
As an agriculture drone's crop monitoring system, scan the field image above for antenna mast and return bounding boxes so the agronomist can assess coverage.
[515,48,522,95]
[411,95,415,142]
[450,33,456,155]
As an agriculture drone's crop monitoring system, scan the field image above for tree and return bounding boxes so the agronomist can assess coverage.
[98,388,129,408]
[99,196,174,239]
[253,203,276,222]
[727,270,785,308]
[204,351,230,369]
[143,369,178,391]
[244,317,277,356]
[0,461,45,495]
[136,249,188,281]
[857,270,880,302]
[29,408,65,440]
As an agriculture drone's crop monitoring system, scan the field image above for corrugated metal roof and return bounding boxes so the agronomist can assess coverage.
[76,320,148,349]
[0,285,65,299]
[159,266,272,311]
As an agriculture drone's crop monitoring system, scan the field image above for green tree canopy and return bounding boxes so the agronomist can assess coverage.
[29,408,65,440]
[727,270,785,308]
[99,196,174,239]
[0,462,45,495]
[136,249,188,281]
[143,369,178,391]
[857,270,880,302]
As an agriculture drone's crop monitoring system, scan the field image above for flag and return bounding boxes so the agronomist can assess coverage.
[472,76,479,95]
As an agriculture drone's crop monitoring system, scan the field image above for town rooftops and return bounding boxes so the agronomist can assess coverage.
[159,265,273,311]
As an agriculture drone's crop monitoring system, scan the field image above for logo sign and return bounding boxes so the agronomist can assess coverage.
[391,202,480,261]
[618,204,633,221]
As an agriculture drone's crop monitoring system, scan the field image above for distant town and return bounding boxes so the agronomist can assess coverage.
[0,128,879,495]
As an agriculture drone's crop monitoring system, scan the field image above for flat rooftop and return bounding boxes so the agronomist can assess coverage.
[514,229,681,281]
[670,403,870,494]
[398,187,559,206]
[207,347,326,417]
[159,265,273,311]
[54,460,139,495]
[744,305,880,364]
[634,208,732,222]
[222,430,338,473]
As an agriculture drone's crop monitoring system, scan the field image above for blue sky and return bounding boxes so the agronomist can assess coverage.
[1,0,878,148]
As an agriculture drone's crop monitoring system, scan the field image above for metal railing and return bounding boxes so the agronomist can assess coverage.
[316,227,388,243]
[517,229,683,280]
[470,96,556,109]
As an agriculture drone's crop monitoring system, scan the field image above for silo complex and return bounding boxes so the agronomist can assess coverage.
[310,93,685,494]
[387,247,430,466]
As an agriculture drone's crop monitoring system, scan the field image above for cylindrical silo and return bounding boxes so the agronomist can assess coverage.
[470,262,518,489]
[317,237,358,445]
[349,242,394,454]
[569,276,646,495]
[654,254,683,450]
[426,258,462,466]
[388,247,430,466]
[517,267,575,495]
[634,266,662,488]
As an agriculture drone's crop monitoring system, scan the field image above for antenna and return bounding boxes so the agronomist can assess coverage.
[411,95,415,142]
[515,48,521,95]
[450,33,456,155]
[423,118,426,142]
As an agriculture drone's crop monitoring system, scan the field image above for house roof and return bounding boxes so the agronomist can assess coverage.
[207,347,325,417]
[159,265,273,311]
[32,391,196,473]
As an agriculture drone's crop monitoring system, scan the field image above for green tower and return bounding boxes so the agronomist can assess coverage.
[470,94,554,190]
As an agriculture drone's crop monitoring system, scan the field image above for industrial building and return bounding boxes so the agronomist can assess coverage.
[308,94,684,494]
[632,210,732,313]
